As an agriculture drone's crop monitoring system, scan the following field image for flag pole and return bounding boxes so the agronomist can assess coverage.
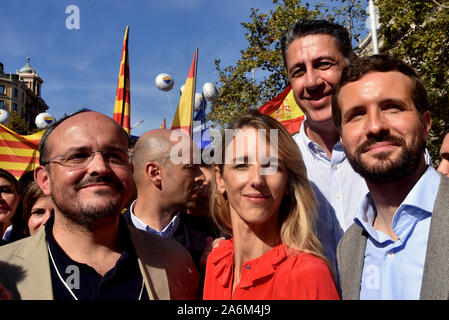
[121,26,129,127]
[368,0,379,54]
[190,48,199,137]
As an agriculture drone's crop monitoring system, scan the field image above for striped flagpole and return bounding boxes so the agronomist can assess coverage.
[113,26,131,134]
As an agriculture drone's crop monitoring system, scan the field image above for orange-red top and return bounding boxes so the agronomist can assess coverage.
[203,239,340,300]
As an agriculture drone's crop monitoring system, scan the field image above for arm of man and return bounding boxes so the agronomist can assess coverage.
[199,236,225,272]
[129,225,201,300]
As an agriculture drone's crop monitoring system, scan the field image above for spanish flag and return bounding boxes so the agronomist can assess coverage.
[0,124,45,179]
[258,84,305,135]
[171,49,198,136]
[113,26,131,135]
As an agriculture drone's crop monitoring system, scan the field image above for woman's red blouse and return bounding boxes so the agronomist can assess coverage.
[203,239,340,300]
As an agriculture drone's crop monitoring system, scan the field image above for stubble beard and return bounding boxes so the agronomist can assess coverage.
[52,190,122,231]
[346,133,426,184]
[50,175,127,231]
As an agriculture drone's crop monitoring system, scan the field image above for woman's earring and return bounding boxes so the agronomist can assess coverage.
[216,193,227,207]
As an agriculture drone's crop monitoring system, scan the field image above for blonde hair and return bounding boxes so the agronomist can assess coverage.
[210,110,332,271]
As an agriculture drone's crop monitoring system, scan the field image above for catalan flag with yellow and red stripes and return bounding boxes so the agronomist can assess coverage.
[0,124,45,179]
[113,26,131,135]
[171,49,198,136]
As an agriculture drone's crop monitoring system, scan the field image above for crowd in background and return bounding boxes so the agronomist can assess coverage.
[1,18,449,301]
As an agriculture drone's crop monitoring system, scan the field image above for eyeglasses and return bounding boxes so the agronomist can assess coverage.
[41,150,129,170]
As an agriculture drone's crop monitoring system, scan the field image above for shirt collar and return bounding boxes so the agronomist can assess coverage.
[209,239,287,289]
[298,120,346,164]
[129,200,180,238]
[354,165,441,243]
[2,224,13,241]
[400,165,440,213]
[44,214,137,271]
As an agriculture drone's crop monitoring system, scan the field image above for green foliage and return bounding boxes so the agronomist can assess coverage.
[209,0,448,164]
[5,111,30,135]
[377,0,449,163]
[209,0,367,127]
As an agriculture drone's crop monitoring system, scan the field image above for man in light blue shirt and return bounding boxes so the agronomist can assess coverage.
[335,54,449,300]
[356,166,439,299]
[280,19,367,274]
[281,19,432,279]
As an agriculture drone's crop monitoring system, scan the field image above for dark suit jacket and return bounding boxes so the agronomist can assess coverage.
[337,172,449,300]
[122,210,219,271]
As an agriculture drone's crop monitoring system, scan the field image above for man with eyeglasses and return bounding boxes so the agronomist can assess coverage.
[0,109,200,300]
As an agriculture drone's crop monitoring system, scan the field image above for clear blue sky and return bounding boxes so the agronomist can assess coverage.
[0,0,369,137]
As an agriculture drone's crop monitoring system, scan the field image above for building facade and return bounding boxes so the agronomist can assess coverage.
[0,57,49,129]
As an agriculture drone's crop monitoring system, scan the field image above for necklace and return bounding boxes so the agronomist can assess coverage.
[47,242,145,300]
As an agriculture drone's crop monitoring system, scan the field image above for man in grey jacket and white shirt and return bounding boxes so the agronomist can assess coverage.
[334,54,449,300]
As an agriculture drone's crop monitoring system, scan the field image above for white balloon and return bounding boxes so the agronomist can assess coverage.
[0,110,10,124]
[202,82,219,102]
[155,73,174,91]
[35,112,55,129]
[180,84,185,95]
[194,92,207,112]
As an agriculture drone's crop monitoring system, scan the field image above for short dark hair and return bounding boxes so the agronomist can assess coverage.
[39,109,130,165]
[280,19,353,68]
[332,54,429,128]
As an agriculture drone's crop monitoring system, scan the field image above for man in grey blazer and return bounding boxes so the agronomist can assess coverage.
[333,55,449,300]
[0,110,200,300]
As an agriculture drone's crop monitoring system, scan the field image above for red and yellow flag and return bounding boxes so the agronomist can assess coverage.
[0,124,45,179]
[171,49,198,136]
[258,84,305,135]
[113,26,131,134]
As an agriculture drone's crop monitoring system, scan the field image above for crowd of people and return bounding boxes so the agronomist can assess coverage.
[0,18,448,300]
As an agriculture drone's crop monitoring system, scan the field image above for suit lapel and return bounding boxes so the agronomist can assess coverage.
[14,228,53,299]
[420,173,449,300]
[128,226,170,300]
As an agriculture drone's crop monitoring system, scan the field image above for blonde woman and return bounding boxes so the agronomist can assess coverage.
[203,110,339,300]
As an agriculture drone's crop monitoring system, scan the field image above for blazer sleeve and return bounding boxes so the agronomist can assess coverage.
[167,241,201,300]
[129,226,201,300]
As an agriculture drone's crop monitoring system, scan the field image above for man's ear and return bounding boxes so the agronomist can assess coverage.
[146,161,162,188]
[34,166,51,196]
[422,111,432,139]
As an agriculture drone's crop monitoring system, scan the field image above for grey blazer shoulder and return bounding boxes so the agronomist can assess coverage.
[337,172,449,300]
[337,222,367,300]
